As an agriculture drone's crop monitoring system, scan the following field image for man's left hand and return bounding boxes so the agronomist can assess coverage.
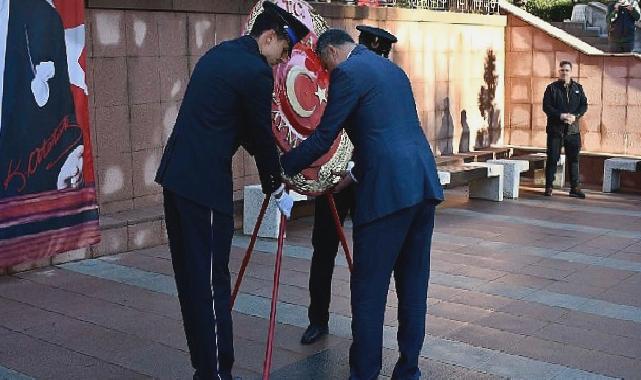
[57,145,84,190]
[332,171,354,193]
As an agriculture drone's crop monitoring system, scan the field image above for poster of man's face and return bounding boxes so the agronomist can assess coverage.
[0,0,86,197]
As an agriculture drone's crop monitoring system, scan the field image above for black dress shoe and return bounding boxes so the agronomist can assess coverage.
[569,188,586,199]
[301,324,328,345]
[543,187,553,196]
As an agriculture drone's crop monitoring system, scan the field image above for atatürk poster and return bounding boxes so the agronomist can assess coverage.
[0,0,100,267]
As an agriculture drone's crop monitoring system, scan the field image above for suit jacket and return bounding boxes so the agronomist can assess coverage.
[282,45,443,226]
[156,35,282,216]
[0,0,80,197]
[542,80,587,136]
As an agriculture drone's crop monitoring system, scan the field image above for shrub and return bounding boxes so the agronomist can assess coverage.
[525,0,575,22]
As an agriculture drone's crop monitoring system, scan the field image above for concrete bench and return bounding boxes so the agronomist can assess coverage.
[603,158,641,193]
[451,147,513,163]
[243,185,309,239]
[464,162,504,202]
[436,155,464,167]
[487,159,530,199]
[509,153,565,188]
[483,146,514,159]
[438,163,504,202]
[533,153,566,188]
[438,171,451,186]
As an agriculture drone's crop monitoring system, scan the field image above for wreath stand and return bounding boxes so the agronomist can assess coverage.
[230,192,353,380]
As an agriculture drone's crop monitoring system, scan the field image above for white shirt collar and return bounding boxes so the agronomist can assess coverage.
[346,44,357,59]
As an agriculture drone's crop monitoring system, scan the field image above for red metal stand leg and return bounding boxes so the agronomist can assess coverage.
[327,194,353,272]
[262,213,287,380]
[230,195,270,309]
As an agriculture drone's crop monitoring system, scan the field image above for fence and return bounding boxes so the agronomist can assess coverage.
[312,0,500,14]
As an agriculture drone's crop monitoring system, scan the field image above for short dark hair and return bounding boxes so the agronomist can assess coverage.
[250,11,289,42]
[559,60,573,69]
[316,29,355,57]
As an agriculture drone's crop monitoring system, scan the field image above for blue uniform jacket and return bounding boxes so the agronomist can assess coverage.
[156,36,281,216]
[281,45,444,226]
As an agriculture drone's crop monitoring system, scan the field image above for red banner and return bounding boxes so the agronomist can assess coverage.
[0,0,100,268]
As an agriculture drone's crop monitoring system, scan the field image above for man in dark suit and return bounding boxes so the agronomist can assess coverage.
[301,25,399,346]
[0,0,83,197]
[155,3,308,379]
[282,29,443,380]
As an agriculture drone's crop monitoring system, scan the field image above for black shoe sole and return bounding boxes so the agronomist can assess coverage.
[300,329,328,345]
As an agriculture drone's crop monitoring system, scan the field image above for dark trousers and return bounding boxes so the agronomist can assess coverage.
[546,133,581,189]
[308,186,355,326]
[163,189,235,380]
[349,200,436,380]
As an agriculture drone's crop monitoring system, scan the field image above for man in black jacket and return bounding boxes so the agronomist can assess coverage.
[155,3,308,379]
[542,61,588,199]
[300,25,398,346]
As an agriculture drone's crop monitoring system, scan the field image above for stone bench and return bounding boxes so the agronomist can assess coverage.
[243,185,309,239]
[509,153,565,188]
[438,171,451,187]
[438,163,504,202]
[450,147,513,163]
[603,158,641,193]
[487,159,530,199]
[436,155,464,167]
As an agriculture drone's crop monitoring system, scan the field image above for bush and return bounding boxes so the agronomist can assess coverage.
[525,0,575,22]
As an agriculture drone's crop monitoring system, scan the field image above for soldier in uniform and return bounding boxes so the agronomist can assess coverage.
[155,3,307,379]
[299,26,400,346]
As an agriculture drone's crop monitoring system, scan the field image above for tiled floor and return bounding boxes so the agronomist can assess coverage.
[1,188,641,379]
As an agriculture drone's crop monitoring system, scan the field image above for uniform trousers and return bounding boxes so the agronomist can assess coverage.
[163,189,235,380]
[308,186,355,327]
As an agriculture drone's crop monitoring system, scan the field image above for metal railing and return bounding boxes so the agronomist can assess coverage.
[312,0,500,14]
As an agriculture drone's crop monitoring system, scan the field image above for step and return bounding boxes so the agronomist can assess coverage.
[579,27,601,37]
[0,196,320,276]
[581,36,609,45]
[552,21,584,29]
[585,26,603,36]
[0,205,168,275]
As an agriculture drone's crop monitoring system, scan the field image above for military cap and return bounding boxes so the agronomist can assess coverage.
[262,2,310,47]
[356,25,398,57]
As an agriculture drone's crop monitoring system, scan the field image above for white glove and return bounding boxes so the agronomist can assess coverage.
[272,184,294,220]
[346,161,358,183]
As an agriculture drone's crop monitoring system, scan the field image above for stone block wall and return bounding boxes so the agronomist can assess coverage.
[86,3,507,214]
[88,8,254,214]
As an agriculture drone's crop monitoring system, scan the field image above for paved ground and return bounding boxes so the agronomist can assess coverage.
[1,187,641,379]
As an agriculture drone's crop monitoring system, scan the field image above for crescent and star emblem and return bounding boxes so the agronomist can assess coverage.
[286,66,327,118]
